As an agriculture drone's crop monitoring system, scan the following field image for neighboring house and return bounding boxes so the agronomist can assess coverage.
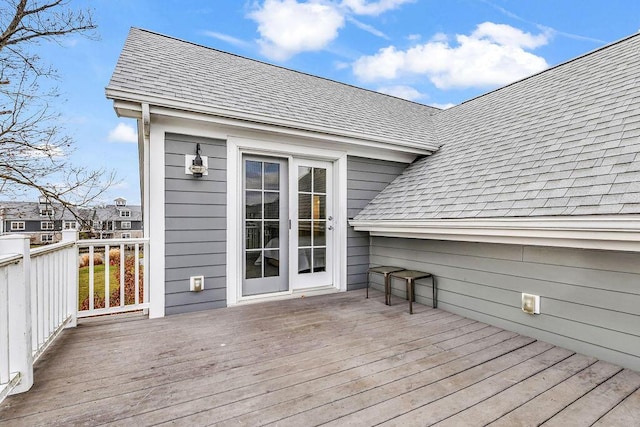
[0,198,142,242]
[0,198,84,245]
[86,198,143,239]
[106,28,640,372]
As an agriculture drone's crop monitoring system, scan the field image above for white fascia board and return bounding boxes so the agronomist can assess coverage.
[111,99,420,163]
[105,89,437,154]
[350,216,640,252]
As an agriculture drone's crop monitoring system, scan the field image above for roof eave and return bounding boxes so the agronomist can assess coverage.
[105,87,438,155]
[349,215,640,252]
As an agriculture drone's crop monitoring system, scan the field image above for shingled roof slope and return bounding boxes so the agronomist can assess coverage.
[356,33,640,220]
[107,28,440,150]
[0,202,81,220]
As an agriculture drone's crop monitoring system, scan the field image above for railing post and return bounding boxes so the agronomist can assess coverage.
[0,234,33,395]
[143,240,150,315]
[61,230,78,328]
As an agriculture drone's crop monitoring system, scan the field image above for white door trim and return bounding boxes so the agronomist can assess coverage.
[227,135,347,306]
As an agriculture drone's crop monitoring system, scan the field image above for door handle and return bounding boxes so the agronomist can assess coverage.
[328,216,333,221]
[328,225,334,230]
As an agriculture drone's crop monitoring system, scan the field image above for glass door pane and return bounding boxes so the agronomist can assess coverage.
[297,166,327,274]
[243,157,288,296]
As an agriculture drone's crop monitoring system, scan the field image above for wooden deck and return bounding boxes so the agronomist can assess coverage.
[1,289,639,426]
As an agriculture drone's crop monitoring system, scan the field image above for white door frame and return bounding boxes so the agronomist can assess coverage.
[227,135,348,305]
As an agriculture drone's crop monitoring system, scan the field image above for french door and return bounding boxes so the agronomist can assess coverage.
[241,155,333,296]
[242,157,289,296]
[290,158,333,289]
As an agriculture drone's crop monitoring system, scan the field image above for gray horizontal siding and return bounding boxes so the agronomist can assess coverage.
[370,236,640,372]
[165,133,227,315]
[347,157,407,290]
[116,220,142,229]
[6,220,57,232]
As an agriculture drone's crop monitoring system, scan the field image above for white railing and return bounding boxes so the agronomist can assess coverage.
[0,235,34,403]
[29,239,77,362]
[76,238,149,318]
[0,253,27,403]
[0,233,149,404]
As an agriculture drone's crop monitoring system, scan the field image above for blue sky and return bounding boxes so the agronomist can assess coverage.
[32,0,640,205]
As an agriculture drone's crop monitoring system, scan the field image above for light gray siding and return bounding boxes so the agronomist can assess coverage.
[370,236,640,371]
[347,157,407,290]
[165,134,227,315]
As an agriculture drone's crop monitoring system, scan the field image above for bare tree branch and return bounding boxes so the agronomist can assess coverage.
[0,0,116,218]
[1,0,96,48]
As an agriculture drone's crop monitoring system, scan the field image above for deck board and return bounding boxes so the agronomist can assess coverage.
[434,353,596,426]
[542,369,640,426]
[592,387,640,426]
[0,289,637,426]
[486,360,622,426]
[380,346,574,426]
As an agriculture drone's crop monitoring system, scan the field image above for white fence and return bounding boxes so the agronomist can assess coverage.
[0,232,148,404]
[76,239,149,318]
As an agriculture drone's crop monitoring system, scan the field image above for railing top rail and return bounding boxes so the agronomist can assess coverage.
[0,253,22,268]
[76,237,149,248]
[30,241,76,258]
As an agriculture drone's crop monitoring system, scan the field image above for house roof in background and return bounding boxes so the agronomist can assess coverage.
[356,32,640,220]
[90,205,142,222]
[0,202,142,222]
[106,28,441,151]
[0,202,80,221]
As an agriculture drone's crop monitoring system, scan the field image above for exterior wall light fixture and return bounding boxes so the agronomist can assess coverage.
[185,143,208,178]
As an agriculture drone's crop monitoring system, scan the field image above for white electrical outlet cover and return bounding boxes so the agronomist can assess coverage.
[521,293,540,314]
[190,275,205,292]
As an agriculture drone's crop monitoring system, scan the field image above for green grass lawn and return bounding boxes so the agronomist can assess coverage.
[78,264,119,307]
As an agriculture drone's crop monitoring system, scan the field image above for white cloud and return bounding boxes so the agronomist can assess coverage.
[202,31,251,48]
[472,22,549,49]
[341,0,415,16]
[247,0,417,60]
[484,1,605,44]
[249,0,345,61]
[346,16,388,39]
[377,85,425,101]
[352,22,550,89]
[108,123,138,143]
[22,145,65,159]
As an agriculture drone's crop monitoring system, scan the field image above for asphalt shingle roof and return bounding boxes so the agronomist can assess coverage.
[0,202,80,221]
[0,202,142,222]
[107,28,440,150]
[356,33,640,220]
[107,29,640,220]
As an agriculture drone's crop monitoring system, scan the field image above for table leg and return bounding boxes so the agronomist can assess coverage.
[432,276,436,308]
[384,273,390,305]
[409,278,414,314]
[366,271,369,299]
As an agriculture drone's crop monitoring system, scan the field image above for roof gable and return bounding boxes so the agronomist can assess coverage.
[107,28,440,150]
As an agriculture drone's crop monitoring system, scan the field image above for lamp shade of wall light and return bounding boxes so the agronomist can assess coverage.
[185,143,208,177]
